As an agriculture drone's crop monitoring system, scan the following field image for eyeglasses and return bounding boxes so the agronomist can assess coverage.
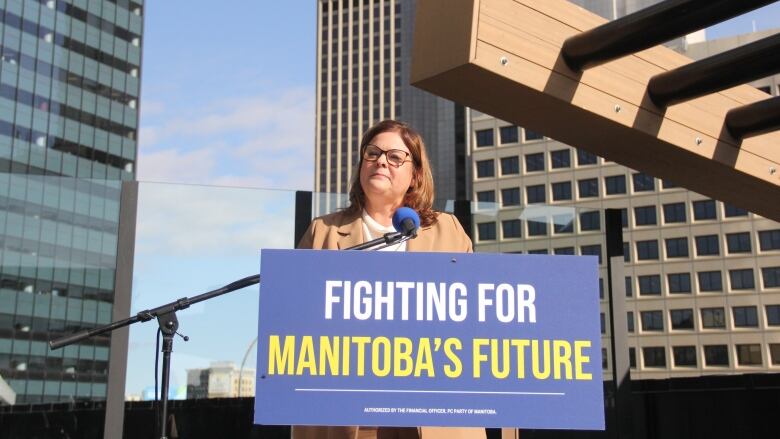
[362,144,412,168]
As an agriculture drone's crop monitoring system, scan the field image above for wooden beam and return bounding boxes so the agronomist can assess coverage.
[412,0,780,221]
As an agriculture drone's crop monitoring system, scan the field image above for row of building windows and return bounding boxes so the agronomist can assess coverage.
[623,344,780,369]
[475,126,545,147]
[6,377,107,403]
[622,269,780,295]
[0,83,135,138]
[0,46,137,105]
[617,305,780,333]
[2,10,140,74]
[47,0,142,44]
[623,231,780,262]
[321,1,400,14]
[0,120,135,171]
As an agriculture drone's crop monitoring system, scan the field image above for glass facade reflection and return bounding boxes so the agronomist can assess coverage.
[0,0,142,404]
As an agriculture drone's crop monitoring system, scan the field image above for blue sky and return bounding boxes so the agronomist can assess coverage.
[126,1,780,398]
[136,1,316,191]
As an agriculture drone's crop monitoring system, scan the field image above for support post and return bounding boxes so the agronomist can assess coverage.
[103,181,138,439]
[605,209,633,438]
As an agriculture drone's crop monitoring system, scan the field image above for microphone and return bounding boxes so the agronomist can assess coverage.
[392,207,420,238]
[345,207,420,250]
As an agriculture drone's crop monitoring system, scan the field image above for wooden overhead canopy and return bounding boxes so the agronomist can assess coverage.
[411,0,780,221]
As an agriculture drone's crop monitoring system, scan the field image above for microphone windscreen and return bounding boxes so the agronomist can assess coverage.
[392,207,420,233]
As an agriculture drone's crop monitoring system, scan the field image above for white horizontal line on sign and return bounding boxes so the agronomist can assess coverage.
[295,388,564,396]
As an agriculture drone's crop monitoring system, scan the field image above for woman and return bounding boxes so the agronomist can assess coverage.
[296,120,481,439]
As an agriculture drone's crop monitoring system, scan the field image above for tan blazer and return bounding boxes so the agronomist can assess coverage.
[297,210,473,253]
[294,210,483,439]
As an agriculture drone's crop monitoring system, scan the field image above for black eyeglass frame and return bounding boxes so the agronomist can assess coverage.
[361,144,414,168]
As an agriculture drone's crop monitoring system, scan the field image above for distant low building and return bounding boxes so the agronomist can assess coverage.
[186,361,255,399]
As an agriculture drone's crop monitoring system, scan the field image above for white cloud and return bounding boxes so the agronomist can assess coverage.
[137,86,315,191]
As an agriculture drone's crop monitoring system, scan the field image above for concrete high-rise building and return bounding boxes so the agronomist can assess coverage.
[315,0,468,207]
[0,0,142,403]
[470,18,780,380]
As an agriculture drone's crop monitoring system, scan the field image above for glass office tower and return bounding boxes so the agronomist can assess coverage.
[0,0,142,404]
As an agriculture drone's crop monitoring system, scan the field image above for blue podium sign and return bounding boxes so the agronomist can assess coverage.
[254,249,604,430]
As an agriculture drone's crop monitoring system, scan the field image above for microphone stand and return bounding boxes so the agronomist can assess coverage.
[49,274,261,439]
[346,227,418,251]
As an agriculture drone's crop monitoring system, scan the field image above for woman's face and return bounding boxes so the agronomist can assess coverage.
[359,130,415,208]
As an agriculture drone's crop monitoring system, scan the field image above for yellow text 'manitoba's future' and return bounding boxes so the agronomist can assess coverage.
[267,335,593,381]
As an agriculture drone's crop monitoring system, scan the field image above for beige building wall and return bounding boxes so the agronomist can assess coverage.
[471,32,780,380]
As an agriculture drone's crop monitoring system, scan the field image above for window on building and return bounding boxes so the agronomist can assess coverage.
[476,159,494,178]
[576,149,597,165]
[665,237,689,258]
[704,345,729,366]
[621,208,628,228]
[551,181,572,201]
[627,311,635,332]
[770,344,780,365]
[765,305,780,326]
[693,199,717,220]
[525,153,544,172]
[763,267,780,288]
[698,271,723,292]
[475,191,495,211]
[550,149,570,168]
[623,243,631,262]
[638,275,661,295]
[526,185,545,204]
[662,179,679,189]
[641,311,663,331]
[581,245,602,264]
[577,149,598,166]
[554,247,574,255]
[724,203,748,217]
[729,269,755,290]
[524,129,543,141]
[726,232,751,253]
[673,346,697,367]
[701,307,726,329]
[527,218,547,236]
[599,279,604,300]
[634,205,657,226]
[736,344,762,366]
[632,173,655,192]
[602,348,608,370]
[499,126,518,144]
[663,202,686,223]
[502,219,522,239]
[600,313,606,334]
[528,249,549,254]
[636,240,659,260]
[733,306,758,327]
[643,347,666,368]
[629,347,636,369]
[553,214,574,234]
[625,276,633,297]
[670,309,694,330]
[668,273,691,294]
[604,175,627,195]
[478,222,496,241]
[759,230,780,251]
[579,211,600,231]
[500,157,519,176]
[501,187,521,206]
[695,235,720,256]
[476,129,494,147]
[578,178,599,198]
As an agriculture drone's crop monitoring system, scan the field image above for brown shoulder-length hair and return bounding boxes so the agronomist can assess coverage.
[345,120,438,227]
